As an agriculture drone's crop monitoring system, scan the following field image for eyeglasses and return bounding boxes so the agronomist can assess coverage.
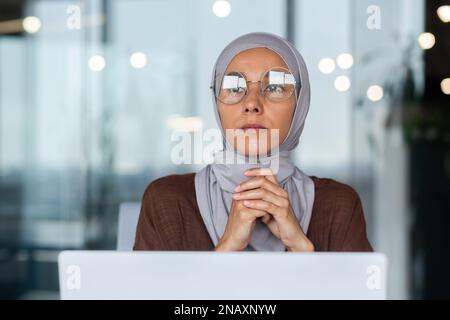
[211,67,297,105]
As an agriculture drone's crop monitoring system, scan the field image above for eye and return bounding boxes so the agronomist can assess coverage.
[222,73,247,96]
[265,84,285,94]
[226,87,245,95]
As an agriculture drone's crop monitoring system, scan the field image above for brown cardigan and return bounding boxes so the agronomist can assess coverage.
[133,173,372,252]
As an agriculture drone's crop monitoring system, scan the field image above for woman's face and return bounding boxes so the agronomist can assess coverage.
[218,47,296,157]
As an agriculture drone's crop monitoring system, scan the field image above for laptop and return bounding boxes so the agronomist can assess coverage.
[58,251,387,300]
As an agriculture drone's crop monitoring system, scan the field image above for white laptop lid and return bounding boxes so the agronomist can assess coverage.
[58,251,387,300]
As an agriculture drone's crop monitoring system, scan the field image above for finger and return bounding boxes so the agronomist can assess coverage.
[264,217,281,238]
[261,213,272,224]
[260,176,287,198]
[233,188,288,208]
[264,173,278,185]
[235,176,287,198]
[261,214,279,236]
[245,168,279,184]
[242,199,284,216]
[244,167,274,177]
[239,206,267,220]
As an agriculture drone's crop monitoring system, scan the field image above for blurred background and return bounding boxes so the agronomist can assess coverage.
[0,0,449,300]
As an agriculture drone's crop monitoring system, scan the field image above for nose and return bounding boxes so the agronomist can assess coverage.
[243,82,264,114]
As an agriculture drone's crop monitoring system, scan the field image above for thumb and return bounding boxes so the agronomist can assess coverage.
[261,214,280,238]
[261,213,271,224]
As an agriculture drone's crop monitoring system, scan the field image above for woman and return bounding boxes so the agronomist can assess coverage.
[134,32,372,252]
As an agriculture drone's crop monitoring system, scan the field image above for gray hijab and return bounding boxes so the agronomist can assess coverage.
[194,32,315,251]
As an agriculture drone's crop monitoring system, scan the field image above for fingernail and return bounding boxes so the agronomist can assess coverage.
[234,185,240,192]
[243,201,251,206]
[232,193,240,199]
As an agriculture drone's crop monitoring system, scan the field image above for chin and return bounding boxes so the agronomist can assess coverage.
[234,139,276,158]
[227,128,281,157]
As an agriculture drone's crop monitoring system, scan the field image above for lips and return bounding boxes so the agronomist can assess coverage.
[240,124,267,131]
